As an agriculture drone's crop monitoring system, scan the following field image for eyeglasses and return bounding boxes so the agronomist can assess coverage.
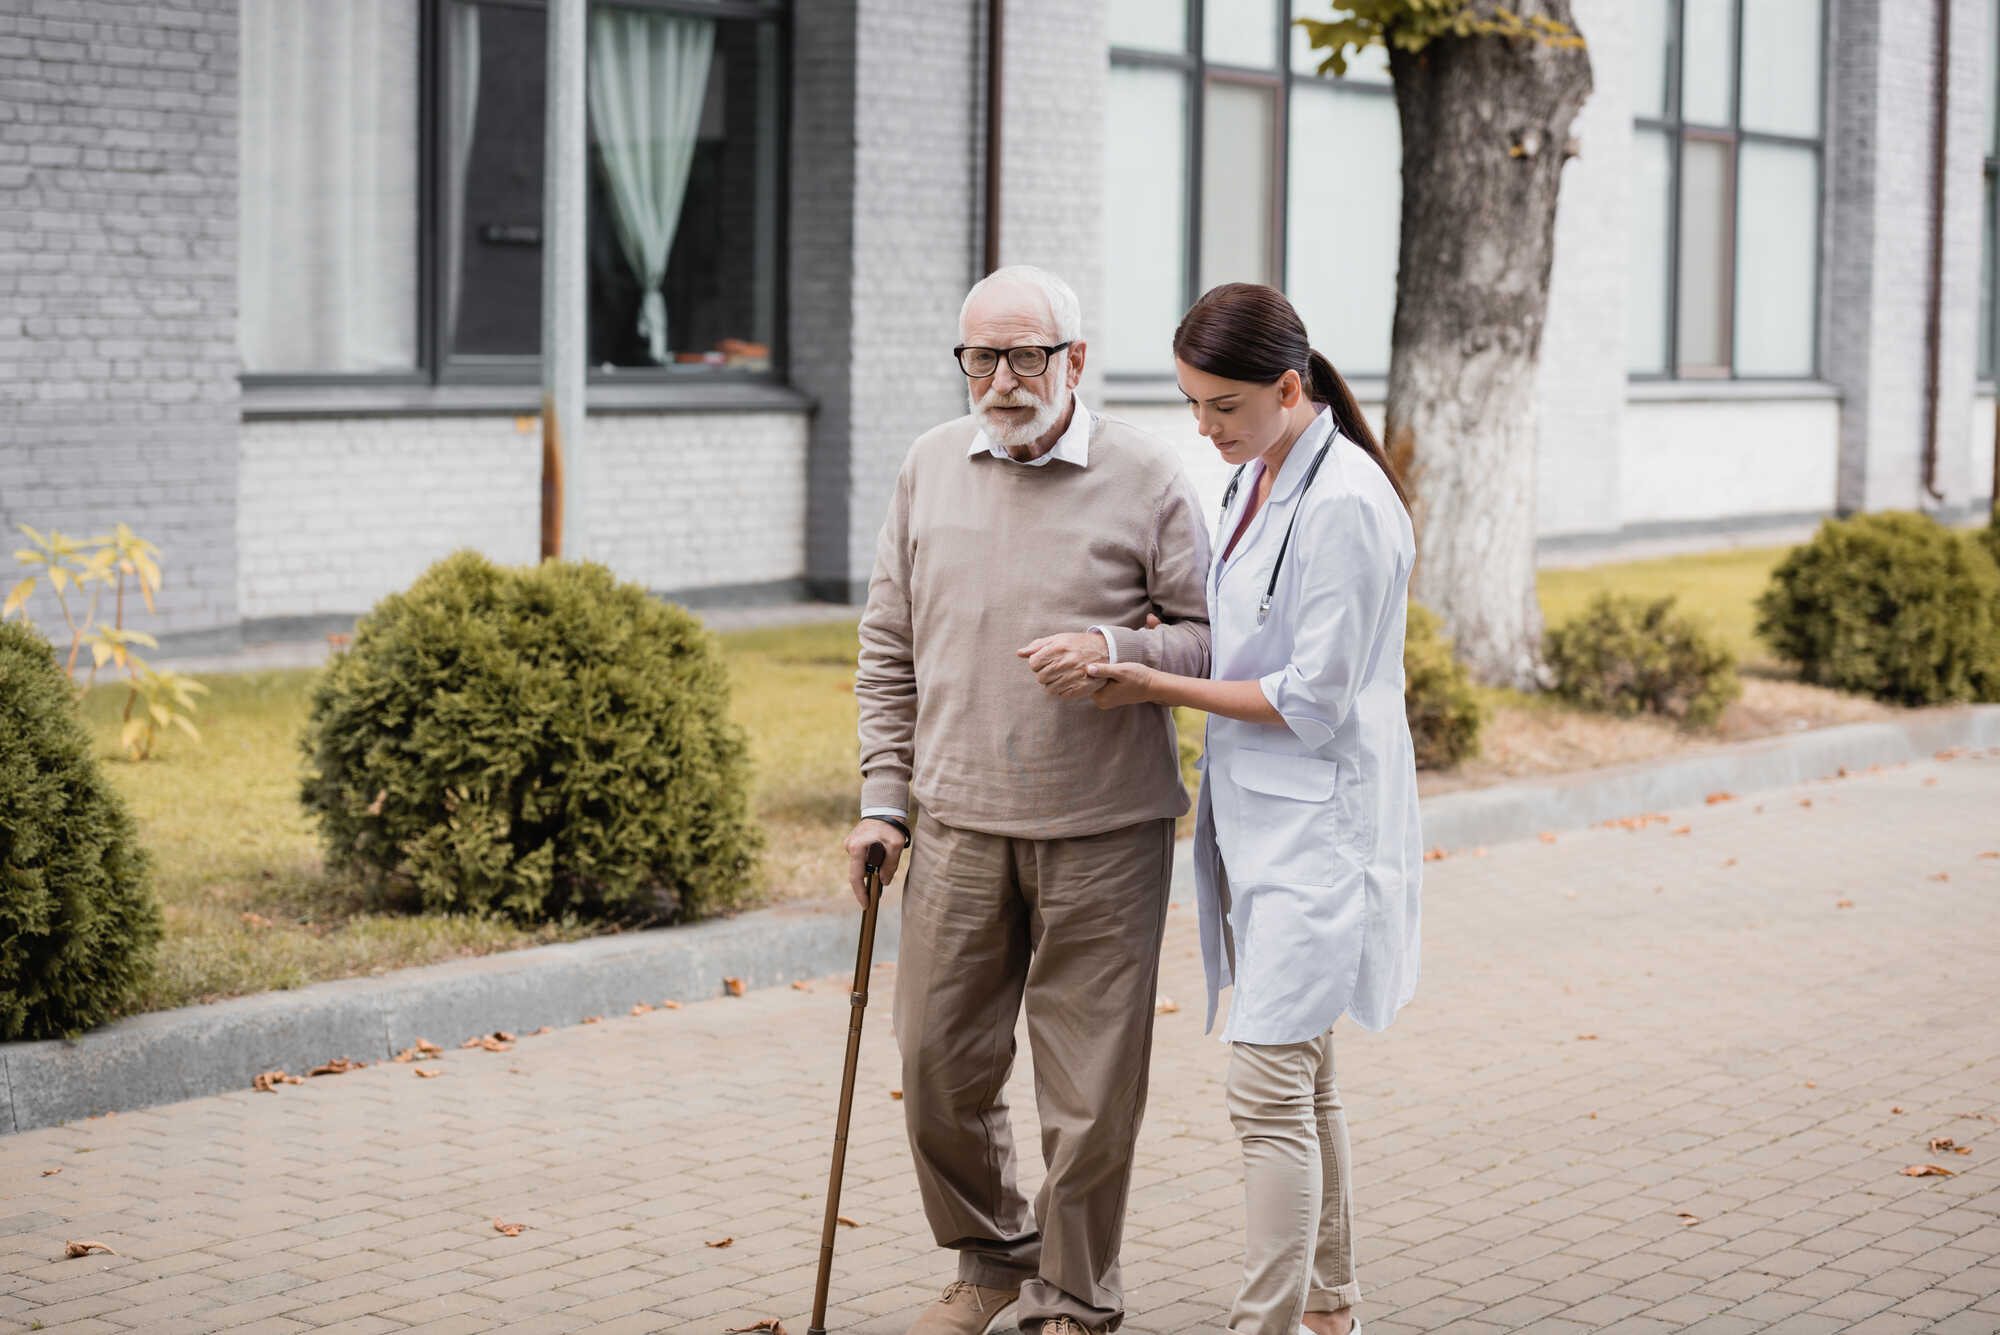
[952,342,1072,378]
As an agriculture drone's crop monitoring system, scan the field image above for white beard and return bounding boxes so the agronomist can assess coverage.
[970,382,1067,450]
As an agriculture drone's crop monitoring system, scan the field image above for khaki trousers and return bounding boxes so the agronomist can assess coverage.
[1225,1029,1362,1335]
[893,808,1175,1331]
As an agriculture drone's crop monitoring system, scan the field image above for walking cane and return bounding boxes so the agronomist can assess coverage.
[808,841,887,1335]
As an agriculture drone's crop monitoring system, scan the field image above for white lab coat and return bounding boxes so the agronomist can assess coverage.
[1193,407,1423,1045]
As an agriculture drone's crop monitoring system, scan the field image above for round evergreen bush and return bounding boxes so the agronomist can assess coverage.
[0,621,161,1040]
[300,551,763,925]
[1756,511,2000,706]
[1404,601,1484,769]
[1980,501,2000,572]
[1544,592,1741,729]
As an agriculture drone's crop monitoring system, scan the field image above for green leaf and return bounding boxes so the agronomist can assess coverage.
[3,577,34,619]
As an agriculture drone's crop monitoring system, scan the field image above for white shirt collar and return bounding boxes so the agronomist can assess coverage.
[968,397,1093,468]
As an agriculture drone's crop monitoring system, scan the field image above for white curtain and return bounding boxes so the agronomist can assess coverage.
[443,3,482,352]
[587,8,715,364]
[238,0,418,372]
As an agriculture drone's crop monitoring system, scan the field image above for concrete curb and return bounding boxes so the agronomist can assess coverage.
[0,901,899,1135]
[6,704,1996,1136]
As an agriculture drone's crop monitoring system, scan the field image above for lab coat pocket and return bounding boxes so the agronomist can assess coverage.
[1225,747,1338,887]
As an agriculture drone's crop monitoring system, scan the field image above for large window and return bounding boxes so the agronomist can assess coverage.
[239,0,785,384]
[1104,2,1401,379]
[1629,0,1826,379]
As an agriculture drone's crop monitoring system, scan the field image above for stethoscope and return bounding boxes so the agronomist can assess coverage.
[1218,428,1337,625]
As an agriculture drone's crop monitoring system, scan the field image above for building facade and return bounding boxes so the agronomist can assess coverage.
[2,0,1996,651]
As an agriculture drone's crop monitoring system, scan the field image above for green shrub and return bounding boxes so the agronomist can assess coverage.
[1756,511,2000,706]
[1980,501,2000,572]
[0,621,161,1039]
[1545,592,1742,729]
[300,551,763,925]
[1404,601,1483,769]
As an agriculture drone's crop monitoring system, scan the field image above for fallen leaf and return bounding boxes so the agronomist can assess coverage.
[1721,858,1737,868]
[724,977,746,997]
[1471,847,1488,857]
[706,1237,735,1249]
[582,1016,603,1024]
[393,1049,417,1063]
[1800,799,1813,808]
[792,981,812,991]
[1893,1106,1906,1115]
[1902,1164,1957,1178]
[531,1026,553,1035]
[661,1001,682,1011]
[890,1089,904,1100]
[1978,851,1999,860]
[309,1057,365,1077]
[1836,899,1855,909]
[1676,1211,1700,1226]
[1805,1080,1817,1088]
[415,1067,442,1079]
[492,1030,515,1042]
[631,1003,655,1015]
[1923,778,1938,787]
[1705,791,1736,805]
[1931,873,1950,882]
[63,1240,116,1258]
[1954,1111,1998,1121]
[461,1035,513,1052]
[415,1038,442,1055]
[252,1069,302,1093]
[493,1217,528,1236]
[1576,1033,1599,1041]
[1538,831,1557,844]
[836,1215,860,1228]
[1671,825,1692,836]
[725,1322,788,1335]
[1936,747,1967,760]
[1423,847,1451,862]
[1928,1137,1958,1153]
[42,1168,60,1177]
[1155,998,1181,1015]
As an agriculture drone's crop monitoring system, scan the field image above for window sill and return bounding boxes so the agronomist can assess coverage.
[240,379,815,420]
[1102,374,1389,405]
[1625,378,1840,404]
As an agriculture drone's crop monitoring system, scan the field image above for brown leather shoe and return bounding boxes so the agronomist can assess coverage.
[1035,1318,1107,1335]
[906,1280,1021,1335]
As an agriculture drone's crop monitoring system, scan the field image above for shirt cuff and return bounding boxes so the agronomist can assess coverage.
[860,805,909,823]
[1088,626,1119,664]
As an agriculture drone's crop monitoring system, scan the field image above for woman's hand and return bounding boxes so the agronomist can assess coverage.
[1084,660,1158,709]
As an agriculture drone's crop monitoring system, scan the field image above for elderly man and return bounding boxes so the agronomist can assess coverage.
[844,265,1211,1335]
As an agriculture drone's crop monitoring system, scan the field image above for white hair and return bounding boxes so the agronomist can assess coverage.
[959,265,1084,343]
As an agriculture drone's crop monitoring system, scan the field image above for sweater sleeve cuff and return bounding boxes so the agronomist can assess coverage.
[1088,626,1119,664]
[860,774,911,815]
[1101,624,1158,669]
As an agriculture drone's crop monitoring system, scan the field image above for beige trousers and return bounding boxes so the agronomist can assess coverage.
[893,808,1175,1331]
[1225,1029,1362,1335]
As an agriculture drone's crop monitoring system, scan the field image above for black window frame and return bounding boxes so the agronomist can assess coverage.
[238,0,792,403]
[1110,0,1384,384]
[1631,0,1830,383]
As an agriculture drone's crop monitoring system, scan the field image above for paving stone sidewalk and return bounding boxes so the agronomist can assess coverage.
[3,755,1997,1335]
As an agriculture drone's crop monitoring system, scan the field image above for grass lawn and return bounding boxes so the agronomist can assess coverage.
[1537,544,1788,666]
[86,540,1868,1016]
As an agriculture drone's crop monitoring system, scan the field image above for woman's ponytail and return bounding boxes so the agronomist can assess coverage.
[1307,349,1409,512]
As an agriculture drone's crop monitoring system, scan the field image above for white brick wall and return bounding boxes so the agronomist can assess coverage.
[1534,0,1631,539]
[1620,396,1842,527]
[239,410,808,619]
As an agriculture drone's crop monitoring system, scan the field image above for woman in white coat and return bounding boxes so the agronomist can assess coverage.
[1087,283,1421,1335]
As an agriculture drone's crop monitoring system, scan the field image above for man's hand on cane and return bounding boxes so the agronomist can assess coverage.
[842,818,908,907]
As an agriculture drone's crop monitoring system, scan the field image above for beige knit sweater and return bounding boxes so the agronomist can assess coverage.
[856,410,1213,838]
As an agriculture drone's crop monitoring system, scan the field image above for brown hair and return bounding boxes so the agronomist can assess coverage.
[1172,282,1409,510]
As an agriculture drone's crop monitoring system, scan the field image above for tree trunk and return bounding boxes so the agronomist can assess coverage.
[1385,3,1592,688]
